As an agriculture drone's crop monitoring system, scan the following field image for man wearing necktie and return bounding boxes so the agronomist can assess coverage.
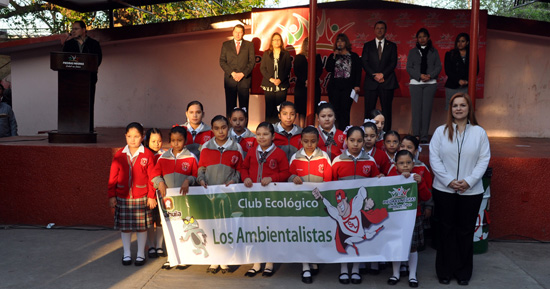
[361,21,399,132]
[219,24,256,117]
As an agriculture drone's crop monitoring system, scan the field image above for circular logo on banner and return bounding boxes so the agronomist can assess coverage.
[164,197,175,211]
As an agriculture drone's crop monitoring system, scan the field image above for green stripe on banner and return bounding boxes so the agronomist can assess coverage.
[161,183,418,220]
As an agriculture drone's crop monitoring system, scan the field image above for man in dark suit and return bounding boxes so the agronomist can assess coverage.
[219,24,256,117]
[362,21,399,132]
[62,20,102,133]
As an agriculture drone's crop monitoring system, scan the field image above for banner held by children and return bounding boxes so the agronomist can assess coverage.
[159,176,418,266]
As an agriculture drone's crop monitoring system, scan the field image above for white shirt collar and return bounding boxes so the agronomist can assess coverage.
[187,122,204,134]
[122,144,144,159]
[257,143,275,153]
[277,122,299,135]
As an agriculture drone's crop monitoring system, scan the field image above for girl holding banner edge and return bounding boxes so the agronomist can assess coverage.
[198,115,244,274]
[331,126,380,284]
[150,125,199,269]
[240,122,290,277]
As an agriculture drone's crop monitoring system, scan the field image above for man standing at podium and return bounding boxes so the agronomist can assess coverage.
[62,20,102,133]
[219,24,255,117]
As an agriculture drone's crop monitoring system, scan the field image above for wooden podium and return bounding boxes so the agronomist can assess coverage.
[49,52,98,143]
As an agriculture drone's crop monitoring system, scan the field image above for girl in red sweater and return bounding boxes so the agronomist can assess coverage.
[274,101,302,161]
[289,126,332,284]
[386,150,432,288]
[108,122,157,266]
[241,122,290,277]
[331,126,380,284]
[383,130,401,167]
[363,121,391,176]
[316,102,345,161]
[198,115,243,274]
[183,101,214,160]
[229,107,256,157]
[368,109,386,150]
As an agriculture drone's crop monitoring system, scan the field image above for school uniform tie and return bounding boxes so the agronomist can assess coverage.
[282,131,292,139]
[218,147,225,153]
[258,151,268,164]
[378,41,382,60]
[235,136,242,144]
[236,41,241,55]
[323,131,336,146]
[191,130,197,141]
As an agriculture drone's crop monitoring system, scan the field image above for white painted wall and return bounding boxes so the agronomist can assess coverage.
[8,28,550,137]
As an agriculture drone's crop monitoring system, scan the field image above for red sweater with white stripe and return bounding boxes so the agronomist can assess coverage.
[332,150,380,180]
[197,138,243,185]
[240,145,290,182]
[182,122,214,160]
[368,147,392,176]
[289,148,332,182]
[151,148,199,188]
[274,123,302,161]
[108,146,155,199]
[230,128,257,157]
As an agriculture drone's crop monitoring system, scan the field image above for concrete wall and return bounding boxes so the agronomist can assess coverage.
[9,28,550,137]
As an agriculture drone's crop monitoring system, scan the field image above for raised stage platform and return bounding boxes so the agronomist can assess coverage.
[1,128,549,241]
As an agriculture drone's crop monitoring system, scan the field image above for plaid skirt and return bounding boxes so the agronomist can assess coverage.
[114,196,152,231]
[410,215,424,252]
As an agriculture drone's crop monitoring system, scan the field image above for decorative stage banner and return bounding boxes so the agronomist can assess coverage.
[250,8,487,98]
[159,176,418,266]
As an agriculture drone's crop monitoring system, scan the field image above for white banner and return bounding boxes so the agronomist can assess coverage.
[159,176,418,266]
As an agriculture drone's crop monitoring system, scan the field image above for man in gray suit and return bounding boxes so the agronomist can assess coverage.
[219,24,256,117]
[362,21,399,132]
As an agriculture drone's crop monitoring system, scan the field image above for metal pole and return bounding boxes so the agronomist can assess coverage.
[306,0,318,126]
[469,0,480,109]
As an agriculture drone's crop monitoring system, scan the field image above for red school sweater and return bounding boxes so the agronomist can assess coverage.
[240,146,290,182]
[197,138,243,185]
[108,146,155,199]
[274,123,302,161]
[151,148,199,188]
[332,150,380,180]
[289,148,332,182]
[317,126,345,162]
[230,128,257,157]
[369,147,392,176]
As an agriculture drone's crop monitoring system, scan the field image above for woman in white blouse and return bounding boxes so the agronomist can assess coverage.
[429,93,490,286]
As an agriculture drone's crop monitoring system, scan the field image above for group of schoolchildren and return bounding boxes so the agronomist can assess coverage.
[107,99,433,288]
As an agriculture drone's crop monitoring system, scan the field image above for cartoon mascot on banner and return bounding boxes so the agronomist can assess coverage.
[312,187,388,255]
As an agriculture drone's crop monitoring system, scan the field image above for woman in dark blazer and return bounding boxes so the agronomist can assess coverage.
[325,33,362,130]
[444,33,478,110]
[261,32,292,123]
[293,36,323,127]
[406,27,442,144]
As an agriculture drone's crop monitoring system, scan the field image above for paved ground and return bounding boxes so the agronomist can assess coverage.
[0,227,548,289]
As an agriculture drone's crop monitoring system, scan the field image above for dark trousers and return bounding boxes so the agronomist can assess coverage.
[364,87,394,132]
[328,87,354,131]
[433,189,483,281]
[224,81,250,117]
[265,90,287,124]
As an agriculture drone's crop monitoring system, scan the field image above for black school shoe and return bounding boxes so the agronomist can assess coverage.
[134,256,146,266]
[122,256,132,266]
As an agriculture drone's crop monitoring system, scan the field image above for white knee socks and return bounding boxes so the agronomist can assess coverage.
[136,231,147,258]
[121,232,132,257]
[409,251,418,279]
